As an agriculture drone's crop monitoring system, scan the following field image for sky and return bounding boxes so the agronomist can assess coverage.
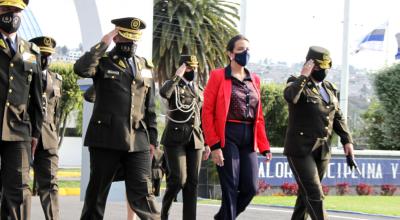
[28,0,400,70]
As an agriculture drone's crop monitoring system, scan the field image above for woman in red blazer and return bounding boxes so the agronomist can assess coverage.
[202,35,272,220]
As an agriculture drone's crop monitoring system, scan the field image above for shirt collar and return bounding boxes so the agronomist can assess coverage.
[1,33,17,44]
[224,65,251,80]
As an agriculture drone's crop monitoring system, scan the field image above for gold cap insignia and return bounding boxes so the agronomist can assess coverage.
[44,37,52,47]
[131,19,140,30]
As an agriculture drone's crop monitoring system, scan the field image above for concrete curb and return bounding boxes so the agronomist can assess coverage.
[59,187,80,196]
[253,204,400,219]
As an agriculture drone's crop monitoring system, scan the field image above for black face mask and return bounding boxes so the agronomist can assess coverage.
[183,70,195,81]
[312,69,328,82]
[115,42,137,58]
[0,12,21,34]
[41,56,51,70]
[234,50,250,67]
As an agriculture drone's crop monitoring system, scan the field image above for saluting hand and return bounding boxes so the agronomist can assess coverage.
[301,59,315,77]
[211,149,224,167]
[101,28,120,46]
[175,63,187,78]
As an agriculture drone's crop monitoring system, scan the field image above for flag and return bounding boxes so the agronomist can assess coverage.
[355,22,387,53]
[395,33,400,60]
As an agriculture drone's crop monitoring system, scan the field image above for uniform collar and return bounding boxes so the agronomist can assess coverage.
[1,33,17,43]
[224,65,251,80]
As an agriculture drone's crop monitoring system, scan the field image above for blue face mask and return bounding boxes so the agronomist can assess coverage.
[234,50,250,67]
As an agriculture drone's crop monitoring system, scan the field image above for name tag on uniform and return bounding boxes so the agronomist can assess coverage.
[106,70,120,75]
[22,52,37,64]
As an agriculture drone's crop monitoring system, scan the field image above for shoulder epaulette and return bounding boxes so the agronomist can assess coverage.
[325,81,337,91]
[56,73,63,81]
[143,57,154,69]
[31,43,40,54]
[287,75,298,83]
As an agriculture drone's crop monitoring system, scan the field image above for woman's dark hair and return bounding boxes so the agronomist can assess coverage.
[226,34,249,52]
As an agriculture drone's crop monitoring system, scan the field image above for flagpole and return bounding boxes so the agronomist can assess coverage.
[240,0,247,35]
[339,0,350,148]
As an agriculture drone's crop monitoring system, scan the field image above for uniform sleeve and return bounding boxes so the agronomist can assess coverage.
[283,75,309,104]
[144,77,158,146]
[201,70,221,149]
[55,79,63,133]
[333,96,353,146]
[28,53,44,138]
[254,75,271,153]
[83,85,96,103]
[73,41,108,78]
[159,75,181,99]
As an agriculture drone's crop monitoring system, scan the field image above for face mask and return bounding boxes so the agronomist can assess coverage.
[41,56,52,70]
[0,12,21,34]
[183,70,195,81]
[115,42,137,58]
[311,69,327,82]
[234,50,250,67]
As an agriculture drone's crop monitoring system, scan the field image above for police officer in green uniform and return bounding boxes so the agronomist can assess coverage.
[159,55,210,220]
[0,0,43,219]
[74,17,160,220]
[283,46,355,220]
[29,36,61,220]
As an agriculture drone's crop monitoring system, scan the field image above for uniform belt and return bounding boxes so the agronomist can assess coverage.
[227,119,253,124]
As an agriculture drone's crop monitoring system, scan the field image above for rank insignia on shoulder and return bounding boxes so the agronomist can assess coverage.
[56,73,63,81]
[141,69,153,78]
[31,43,40,54]
[144,58,154,68]
[312,87,318,94]
[118,59,126,69]
[0,39,6,49]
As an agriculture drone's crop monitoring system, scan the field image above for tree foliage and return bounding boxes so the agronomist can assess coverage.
[361,99,388,149]
[260,83,288,147]
[153,0,239,86]
[49,62,83,147]
[364,64,400,150]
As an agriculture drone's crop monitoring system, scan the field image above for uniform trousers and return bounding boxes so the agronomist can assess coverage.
[161,138,202,220]
[80,147,160,220]
[32,139,60,220]
[287,146,329,220]
[0,140,31,220]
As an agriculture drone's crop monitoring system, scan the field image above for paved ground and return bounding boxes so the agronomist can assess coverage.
[31,196,399,220]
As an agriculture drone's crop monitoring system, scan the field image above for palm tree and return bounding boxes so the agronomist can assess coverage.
[153,0,239,86]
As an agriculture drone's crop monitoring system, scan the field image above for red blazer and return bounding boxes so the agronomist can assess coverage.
[202,67,270,153]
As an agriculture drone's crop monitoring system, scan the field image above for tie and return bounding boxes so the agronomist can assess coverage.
[317,84,330,103]
[127,58,135,77]
[188,82,195,93]
[6,38,15,57]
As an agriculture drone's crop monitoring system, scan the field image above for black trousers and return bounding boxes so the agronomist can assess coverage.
[215,123,258,220]
[80,147,160,220]
[32,139,60,220]
[287,147,329,220]
[161,139,202,220]
[0,140,31,220]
